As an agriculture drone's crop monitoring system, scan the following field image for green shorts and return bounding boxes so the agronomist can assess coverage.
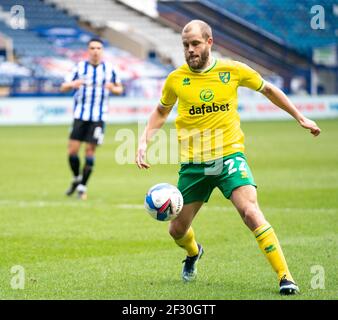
[177,152,256,204]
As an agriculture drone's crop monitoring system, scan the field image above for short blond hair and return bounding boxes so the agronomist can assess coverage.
[182,20,212,40]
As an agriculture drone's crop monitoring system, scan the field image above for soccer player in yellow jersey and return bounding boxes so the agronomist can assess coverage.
[136,20,321,295]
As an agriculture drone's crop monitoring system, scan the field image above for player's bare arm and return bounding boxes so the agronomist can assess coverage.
[105,82,124,95]
[260,82,321,136]
[136,104,172,169]
[60,79,84,93]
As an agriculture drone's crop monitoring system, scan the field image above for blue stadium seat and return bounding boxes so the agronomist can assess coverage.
[204,0,337,56]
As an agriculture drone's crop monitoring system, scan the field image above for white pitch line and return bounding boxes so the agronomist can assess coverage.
[0,200,336,214]
[114,204,338,214]
[0,200,86,208]
[202,206,338,214]
[116,204,145,210]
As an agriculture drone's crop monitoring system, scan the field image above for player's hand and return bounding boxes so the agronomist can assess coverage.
[105,83,114,91]
[136,142,150,169]
[71,79,84,89]
[105,83,123,95]
[299,117,321,137]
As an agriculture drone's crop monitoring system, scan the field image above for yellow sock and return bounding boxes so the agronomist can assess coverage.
[175,227,199,257]
[254,223,294,282]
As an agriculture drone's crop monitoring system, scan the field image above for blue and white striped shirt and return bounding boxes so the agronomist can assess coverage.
[65,61,121,122]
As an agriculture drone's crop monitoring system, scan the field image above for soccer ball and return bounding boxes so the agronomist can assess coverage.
[144,183,184,221]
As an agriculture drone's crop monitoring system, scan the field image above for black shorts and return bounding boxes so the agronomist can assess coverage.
[69,119,105,145]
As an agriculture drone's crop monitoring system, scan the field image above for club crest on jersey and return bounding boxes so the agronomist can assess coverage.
[219,72,230,84]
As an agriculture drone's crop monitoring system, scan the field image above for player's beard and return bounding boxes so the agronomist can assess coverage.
[186,48,209,70]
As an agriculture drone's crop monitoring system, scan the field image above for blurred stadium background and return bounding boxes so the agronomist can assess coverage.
[0,0,337,300]
[0,0,337,124]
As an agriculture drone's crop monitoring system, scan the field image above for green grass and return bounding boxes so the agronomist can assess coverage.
[0,119,337,300]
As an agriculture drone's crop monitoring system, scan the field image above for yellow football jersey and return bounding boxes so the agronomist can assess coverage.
[160,58,264,163]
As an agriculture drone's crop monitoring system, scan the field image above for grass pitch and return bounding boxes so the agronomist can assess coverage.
[0,119,337,300]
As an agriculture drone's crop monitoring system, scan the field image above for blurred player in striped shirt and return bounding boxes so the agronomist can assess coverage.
[61,38,123,200]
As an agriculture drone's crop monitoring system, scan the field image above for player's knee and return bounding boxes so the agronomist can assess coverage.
[85,145,96,157]
[242,202,261,225]
[68,147,79,156]
[169,222,187,240]
[68,140,81,155]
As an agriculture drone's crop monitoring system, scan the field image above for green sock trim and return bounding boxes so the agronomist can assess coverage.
[255,226,272,239]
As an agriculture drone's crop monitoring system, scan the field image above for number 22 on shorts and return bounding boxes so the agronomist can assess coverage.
[224,157,247,175]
